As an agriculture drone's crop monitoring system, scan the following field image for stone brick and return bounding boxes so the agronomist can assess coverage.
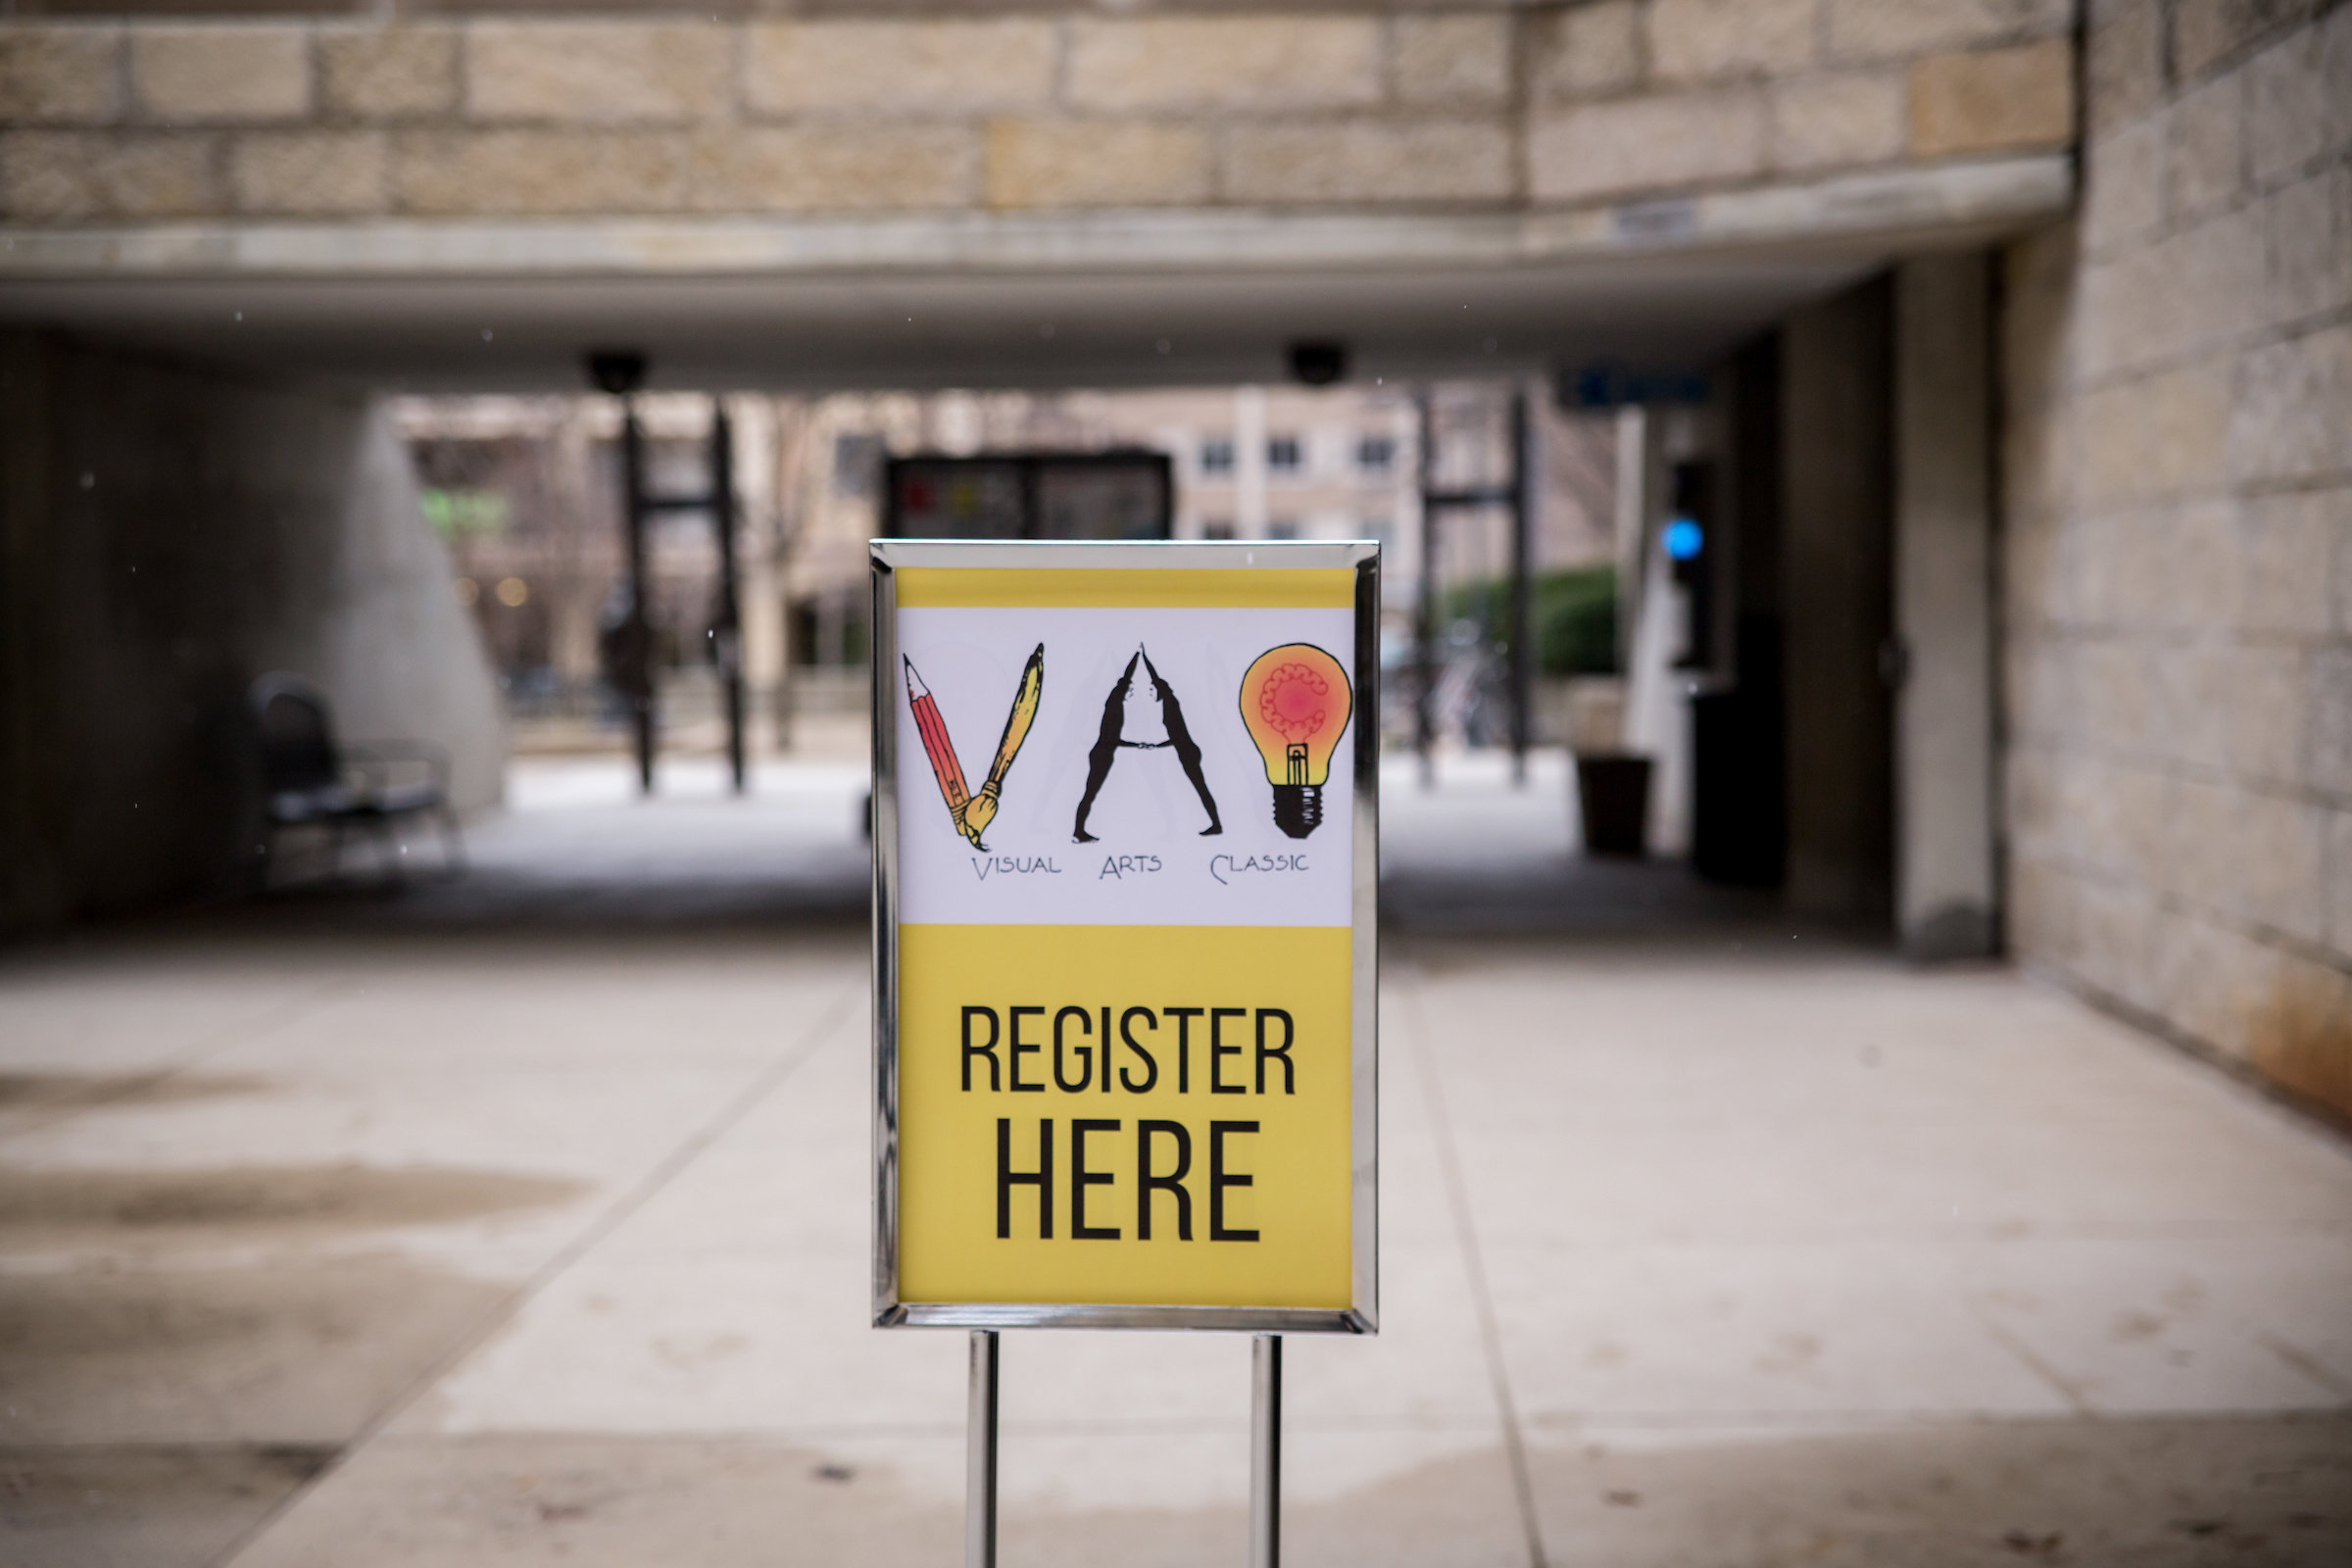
[1390,14,1510,106]
[2073,874,2160,1013]
[0,27,122,125]
[319,27,458,121]
[2241,23,2341,182]
[1067,18,1381,113]
[1648,0,1816,83]
[1910,40,2074,157]
[689,124,976,214]
[393,129,690,216]
[1827,0,2073,63]
[743,21,1055,117]
[1221,118,1513,205]
[2241,946,2352,1117]
[2140,501,2243,632]
[985,120,1209,209]
[2077,360,2232,507]
[1530,88,1767,202]
[2328,808,2352,953]
[2146,905,2275,1057]
[2239,488,2345,637]
[230,129,386,216]
[2260,165,2352,331]
[2237,793,2328,944]
[466,24,727,125]
[1530,0,1641,100]
[2086,0,2166,133]
[2308,647,2352,796]
[2082,210,2264,376]
[2222,643,2307,783]
[1769,73,1906,172]
[2230,321,2352,487]
[2173,0,2321,79]
[2165,74,2243,220]
[2082,120,2163,257]
[0,129,220,220]
[130,25,309,123]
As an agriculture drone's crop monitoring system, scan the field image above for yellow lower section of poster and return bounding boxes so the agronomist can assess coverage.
[897,923,1353,1310]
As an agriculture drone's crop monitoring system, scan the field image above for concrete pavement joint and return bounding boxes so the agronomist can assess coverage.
[1396,968,1549,1568]
[206,979,862,1568]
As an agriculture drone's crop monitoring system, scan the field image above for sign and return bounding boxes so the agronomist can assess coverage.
[871,541,1379,1334]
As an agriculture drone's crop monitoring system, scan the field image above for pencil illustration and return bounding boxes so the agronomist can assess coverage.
[905,655,972,837]
[961,643,1044,847]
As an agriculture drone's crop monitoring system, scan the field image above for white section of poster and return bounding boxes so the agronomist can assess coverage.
[896,606,1355,928]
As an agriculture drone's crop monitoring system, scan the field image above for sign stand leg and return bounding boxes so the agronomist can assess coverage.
[967,1329,999,1568]
[1250,1334,1282,1568]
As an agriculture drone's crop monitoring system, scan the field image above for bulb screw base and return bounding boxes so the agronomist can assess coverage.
[1271,785,1321,840]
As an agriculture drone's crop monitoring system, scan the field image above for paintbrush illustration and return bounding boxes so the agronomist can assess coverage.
[960,643,1044,849]
[904,655,972,840]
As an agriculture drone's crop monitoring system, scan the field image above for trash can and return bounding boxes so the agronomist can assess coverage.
[1573,753,1652,858]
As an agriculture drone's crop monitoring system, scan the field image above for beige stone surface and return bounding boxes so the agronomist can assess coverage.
[320,27,460,122]
[230,130,388,217]
[1826,0,2073,63]
[2166,73,2244,220]
[1529,0,1642,101]
[0,128,220,220]
[1910,39,2075,157]
[2075,360,2232,507]
[1647,0,1816,83]
[1066,17,1382,113]
[689,124,977,214]
[2242,17,2348,184]
[2230,321,2352,487]
[394,129,690,217]
[1221,117,1512,205]
[1530,88,1767,202]
[1389,14,1510,106]
[985,119,1210,210]
[2087,0,2166,133]
[2238,489,2346,638]
[2081,119,2163,256]
[0,27,122,125]
[466,23,728,125]
[129,25,309,123]
[1768,72,1906,172]
[2263,167,2352,328]
[743,21,1056,118]
[2173,0,2324,79]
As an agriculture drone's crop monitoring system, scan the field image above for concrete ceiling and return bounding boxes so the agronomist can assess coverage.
[0,158,2068,395]
[1,244,1881,394]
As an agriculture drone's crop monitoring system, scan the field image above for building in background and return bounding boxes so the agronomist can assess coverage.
[395,383,1616,756]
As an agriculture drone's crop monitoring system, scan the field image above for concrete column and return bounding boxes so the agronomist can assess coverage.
[1893,254,1998,959]
[1781,277,1895,923]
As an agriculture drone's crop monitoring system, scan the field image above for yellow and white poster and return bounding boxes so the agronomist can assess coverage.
[873,544,1377,1333]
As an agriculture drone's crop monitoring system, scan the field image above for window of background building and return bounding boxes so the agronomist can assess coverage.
[1200,438,1234,474]
[832,432,882,498]
[1357,435,1395,474]
[1202,519,1235,540]
[1267,436,1301,474]
[1268,518,1299,540]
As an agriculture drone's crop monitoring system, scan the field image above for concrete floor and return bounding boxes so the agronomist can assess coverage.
[3,754,2349,1566]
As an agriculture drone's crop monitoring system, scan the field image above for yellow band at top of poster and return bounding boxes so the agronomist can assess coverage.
[895,565,1356,610]
[897,925,1353,1309]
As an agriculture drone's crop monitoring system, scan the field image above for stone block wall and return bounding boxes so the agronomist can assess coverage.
[2003,0,2352,1118]
[0,3,2077,223]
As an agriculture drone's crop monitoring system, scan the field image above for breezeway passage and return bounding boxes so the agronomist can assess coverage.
[2,756,2346,1566]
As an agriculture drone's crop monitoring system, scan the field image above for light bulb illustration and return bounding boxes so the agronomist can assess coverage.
[1238,643,1353,840]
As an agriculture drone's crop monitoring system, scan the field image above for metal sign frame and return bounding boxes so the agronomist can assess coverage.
[870,538,1380,1335]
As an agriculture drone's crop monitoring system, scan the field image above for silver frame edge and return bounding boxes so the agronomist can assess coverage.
[870,538,1380,1335]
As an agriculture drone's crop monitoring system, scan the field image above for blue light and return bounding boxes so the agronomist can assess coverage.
[1662,516,1703,561]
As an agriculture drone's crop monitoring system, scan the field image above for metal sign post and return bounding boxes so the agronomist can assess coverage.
[873,541,1376,1566]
